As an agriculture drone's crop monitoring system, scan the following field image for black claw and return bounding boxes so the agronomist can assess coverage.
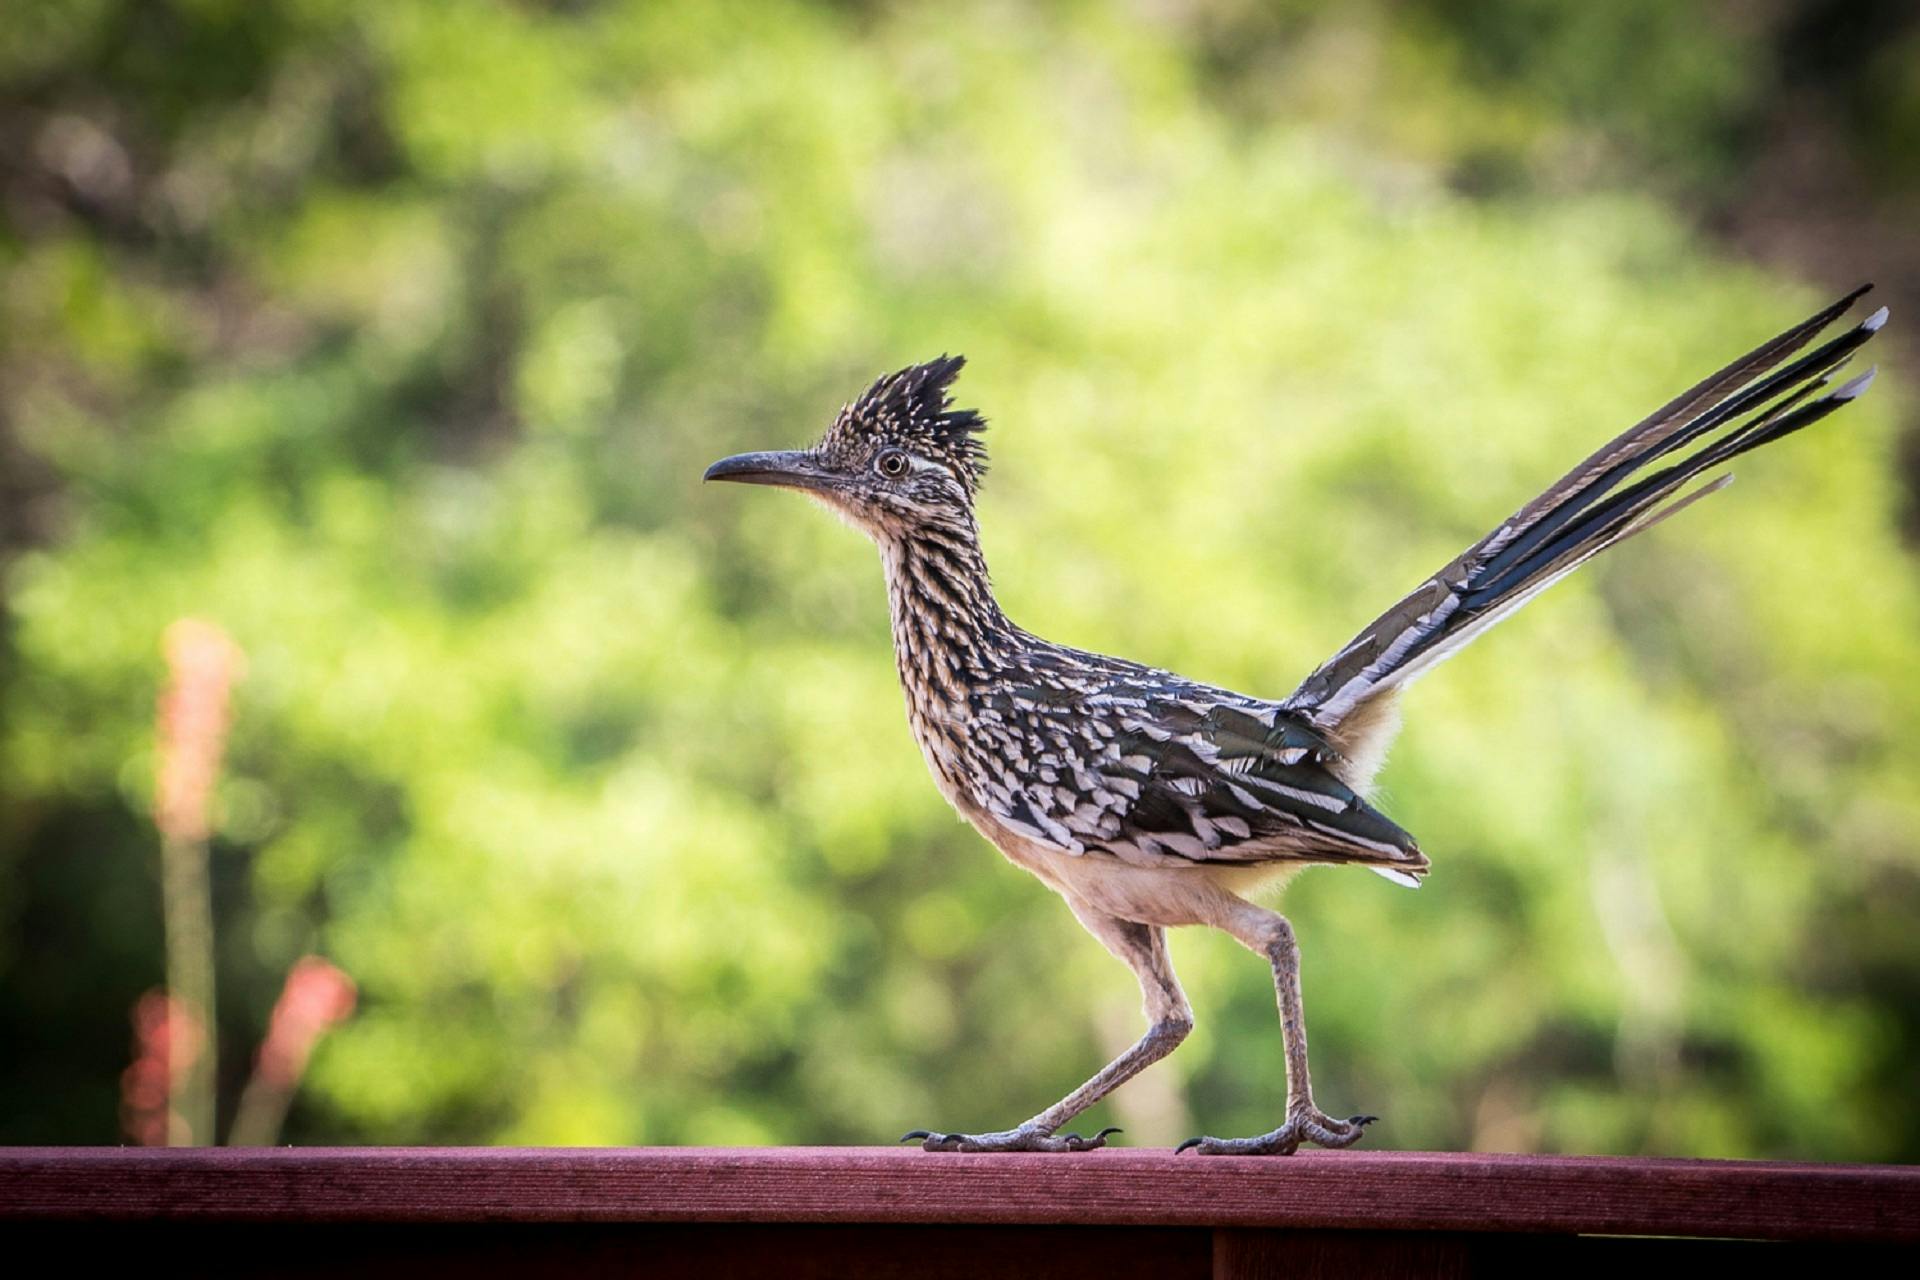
[1350,1114,1379,1127]
[1064,1125,1120,1151]
[1175,1136,1205,1154]
[900,1130,933,1143]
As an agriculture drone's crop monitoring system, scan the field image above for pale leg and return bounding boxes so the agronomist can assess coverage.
[908,899,1194,1153]
[1178,900,1374,1155]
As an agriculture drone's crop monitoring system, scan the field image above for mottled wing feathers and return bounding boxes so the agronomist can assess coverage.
[974,675,1427,879]
[1288,288,1884,728]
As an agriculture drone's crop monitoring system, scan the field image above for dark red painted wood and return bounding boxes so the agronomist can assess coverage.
[9,1220,1909,1278]
[8,1223,1216,1280]
[4,1147,1917,1243]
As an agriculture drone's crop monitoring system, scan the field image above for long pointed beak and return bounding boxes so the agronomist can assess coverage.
[703,450,832,492]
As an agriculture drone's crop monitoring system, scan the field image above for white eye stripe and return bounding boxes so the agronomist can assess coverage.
[877,449,951,477]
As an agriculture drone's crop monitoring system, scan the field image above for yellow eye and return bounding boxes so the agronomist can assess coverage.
[876,449,909,478]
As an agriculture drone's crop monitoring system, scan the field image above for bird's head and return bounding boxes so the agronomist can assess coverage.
[704,355,987,541]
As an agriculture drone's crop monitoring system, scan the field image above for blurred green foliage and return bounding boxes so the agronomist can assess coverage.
[2,1,1917,1159]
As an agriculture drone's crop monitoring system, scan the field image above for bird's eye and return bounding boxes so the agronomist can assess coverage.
[876,449,909,479]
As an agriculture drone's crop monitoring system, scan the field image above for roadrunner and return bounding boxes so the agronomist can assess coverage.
[705,288,1885,1155]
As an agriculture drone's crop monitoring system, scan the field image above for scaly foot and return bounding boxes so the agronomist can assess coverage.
[1176,1109,1376,1156]
[901,1124,1121,1153]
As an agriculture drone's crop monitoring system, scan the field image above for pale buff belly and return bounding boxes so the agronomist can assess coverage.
[952,794,1310,929]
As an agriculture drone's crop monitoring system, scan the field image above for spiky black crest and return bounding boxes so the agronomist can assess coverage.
[822,355,989,493]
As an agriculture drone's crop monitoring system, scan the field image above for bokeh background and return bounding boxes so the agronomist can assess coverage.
[3,0,1918,1159]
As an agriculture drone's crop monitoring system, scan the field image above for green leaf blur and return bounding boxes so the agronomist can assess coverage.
[3,1,1916,1159]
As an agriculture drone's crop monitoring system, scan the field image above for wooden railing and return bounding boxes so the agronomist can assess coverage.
[5,1147,1917,1274]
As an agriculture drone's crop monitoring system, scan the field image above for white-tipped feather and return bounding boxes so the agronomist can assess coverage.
[1833,366,1878,401]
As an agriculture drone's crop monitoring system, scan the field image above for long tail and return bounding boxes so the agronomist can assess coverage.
[1287,287,1886,744]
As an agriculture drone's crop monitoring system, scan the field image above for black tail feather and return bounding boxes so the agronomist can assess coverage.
[1459,356,1872,612]
[1469,310,1881,593]
[1289,288,1885,728]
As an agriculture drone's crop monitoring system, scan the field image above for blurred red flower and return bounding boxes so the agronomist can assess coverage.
[257,957,358,1089]
[120,991,203,1146]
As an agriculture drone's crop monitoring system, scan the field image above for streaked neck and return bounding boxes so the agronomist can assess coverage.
[880,518,1015,703]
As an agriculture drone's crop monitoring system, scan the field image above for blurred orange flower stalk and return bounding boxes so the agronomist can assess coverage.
[153,618,244,1145]
[230,957,358,1146]
[155,619,244,844]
